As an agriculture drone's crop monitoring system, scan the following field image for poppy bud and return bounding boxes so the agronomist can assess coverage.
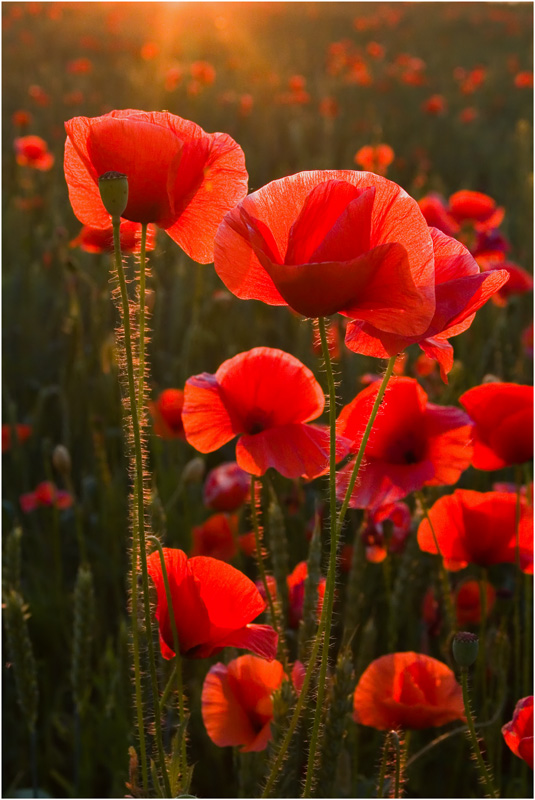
[98,171,128,219]
[452,631,479,667]
[182,457,205,485]
[52,444,71,476]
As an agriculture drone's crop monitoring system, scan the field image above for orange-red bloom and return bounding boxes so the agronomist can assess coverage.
[183,347,350,479]
[417,489,533,573]
[64,109,248,263]
[149,388,185,440]
[146,548,277,660]
[354,144,395,176]
[15,135,54,170]
[459,383,533,470]
[455,579,496,626]
[353,652,465,730]
[502,696,533,769]
[345,227,509,380]
[214,170,437,333]
[203,462,250,511]
[449,190,504,232]
[422,94,447,115]
[479,261,533,307]
[336,377,473,509]
[202,654,285,752]
[70,221,156,254]
[20,481,73,513]
[2,423,32,452]
[190,513,238,562]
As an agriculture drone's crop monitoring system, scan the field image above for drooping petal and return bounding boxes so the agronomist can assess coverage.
[182,372,243,453]
[202,662,258,748]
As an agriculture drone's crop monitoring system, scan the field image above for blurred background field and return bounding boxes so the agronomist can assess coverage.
[2,2,533,798]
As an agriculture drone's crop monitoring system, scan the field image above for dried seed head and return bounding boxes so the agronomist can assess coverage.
[98,171,128,218]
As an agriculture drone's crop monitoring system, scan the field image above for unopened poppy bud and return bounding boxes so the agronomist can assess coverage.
[98,171,128,219]
[453,631,479,667]
[182,457,205,485]
[52,444,71,476]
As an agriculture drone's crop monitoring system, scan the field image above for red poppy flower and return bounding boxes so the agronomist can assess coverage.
[459,383,533,469]
[15,135,54,170]
[19,481,73,513]
[455,579,496,626]
[146,548,278,660]
[344,227,509,381]
[353,652,465,730]
[354,144,395,176]
[480,261,533,307]
[417,490,533,573]
[67,57,93,74]
[336,377,473,509]
[70,220,156,254]
[201,655,285,752]
[182,347,350,480]
[286,562,326,629]
[448,190,504,232]
[203,462,250,512]
[422,94,447,115]
[64,109,248,263]
[418,194,459,238]
[502,696,534,769]
[12,110,32,128]
[190,513,238,562]
[213,170,436,333]
[514,71,534,89]
[361,501,412,562]
[149,388,185,440]
[2,423,32,453]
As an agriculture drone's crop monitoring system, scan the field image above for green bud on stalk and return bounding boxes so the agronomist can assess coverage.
[452,631,479,667]
[98,171,128,219]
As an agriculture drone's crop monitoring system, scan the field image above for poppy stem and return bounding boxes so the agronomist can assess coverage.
[460,666,499,798]
[513,465,522,700]
[377,730,402,798]
[477,569,488,708]
[112,219,171,798]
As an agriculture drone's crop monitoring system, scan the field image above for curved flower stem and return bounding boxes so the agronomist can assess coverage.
[112,220,171,798]
[460,666,498,798]
[148,536,188,780]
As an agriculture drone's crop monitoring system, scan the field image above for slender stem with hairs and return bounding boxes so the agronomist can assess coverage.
[112,219,170,797]
[513,465,522,699]
[417,491,457,638]
[460,667,498,798]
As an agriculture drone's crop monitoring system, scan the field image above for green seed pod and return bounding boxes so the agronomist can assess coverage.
[453,631,479,667]
[4,590,38,732]
[71,564,95,713]
[98,171,128,219]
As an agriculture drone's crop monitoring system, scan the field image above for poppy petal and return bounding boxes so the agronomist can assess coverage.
[202,662,257,748]
[183,372,242,452]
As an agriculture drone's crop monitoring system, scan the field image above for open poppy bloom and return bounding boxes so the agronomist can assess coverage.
[459,382,533,469]
[214,170,437,333]
[190,513,238,562]
[146,548,277,660]
[336,377,473,509]
[345,228,509,381]
[417,489,533,573]
[19,481,73,513]
[202,654,286,752]
[15,135,54,170]
[353,652,465,730]
[502,696,534,769]
[203,462,250,512]
[353,144,395,176]
[70,221,156,254]
[149,388,185,439]
[448,190,504,233]
[2,423,32,453]
[182,347,350,479]
[64,109,248,263]
[455,579,496,626]
[480,261,533,307]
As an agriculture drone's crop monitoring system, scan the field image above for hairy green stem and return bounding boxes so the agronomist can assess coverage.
[113,220,170,797]
[513,465,522,699]
[418,491,457,638]
[460,667,498,798]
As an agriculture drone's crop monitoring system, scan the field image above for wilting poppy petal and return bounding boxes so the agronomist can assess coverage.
[502,696,534,769]
[64,109,248,263]
[70,220,156,254]
[214,170,436,333]
[353,652,465,730]
[459,383,533,469]
[417,489,533,572]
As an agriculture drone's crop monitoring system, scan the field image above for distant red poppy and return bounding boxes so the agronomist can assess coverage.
[459,383,533,469]
[449,190,504,232]
[28,84,50,107]
[182,347,350,480]
[12,110,32,128]
[190,60,216,85]
[149,388,185,440]
[319,96,339,119]
[422,94,447,115]
[64,109,248,263]
[418,194,459,238]
[345,227,509,381]
[67,57,93,74]
[455,579,496,626]
[514,71,533,89]
[15,135,54,170]
[203,462,250,511]
[20,481,73,513]
[459,107,478,124]
[258,562,326,629]
[202,655,285,752]
[502,696,533,769]
[190,513,238,562]
[354,144,394,176]
[214,170,436,334]
[146,547,278,660]
[480,261,533,306]
[140,41,159,61]
[353,652,465,730]
[2,423,32,453]
[336,377,473,509]
[70,220,156,254]
[417,490,533,573]
[361,501,412,562]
